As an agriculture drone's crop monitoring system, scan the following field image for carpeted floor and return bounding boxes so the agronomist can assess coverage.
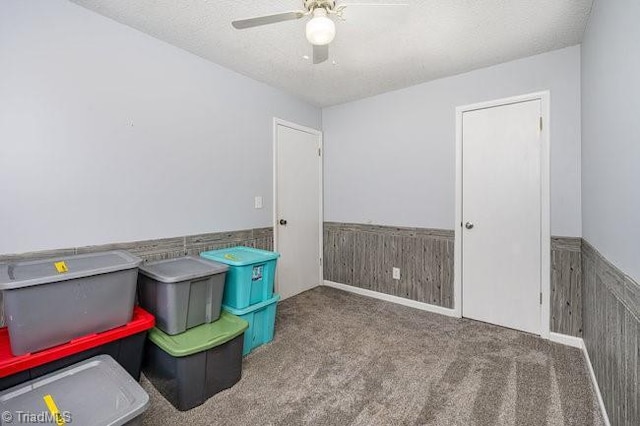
[140,286,604,425]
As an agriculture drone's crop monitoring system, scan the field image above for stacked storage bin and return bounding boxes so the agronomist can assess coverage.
[0,252,155,381]
[199,247,281,356]
[0,251,152,423]
[0,306,154,391]
[144,312,247,411]
[0,251,143,355]
[138,256,248,411]
[0,355,150,426]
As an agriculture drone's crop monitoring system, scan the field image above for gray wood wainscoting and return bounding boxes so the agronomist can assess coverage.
[582,240,639,426]
[324,222,584,336]
[551,236,583,337]
[0,227,273,325]
[323,222,454,308]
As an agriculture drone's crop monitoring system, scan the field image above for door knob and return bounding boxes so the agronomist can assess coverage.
[465,222,474,229]
[279,219,287,226]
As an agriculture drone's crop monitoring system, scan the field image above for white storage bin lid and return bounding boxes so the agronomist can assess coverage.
[0,355,149,426]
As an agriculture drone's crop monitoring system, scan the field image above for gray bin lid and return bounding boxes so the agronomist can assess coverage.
[0,355,149,426]
[138,256,229,283]
[0,250,141,290]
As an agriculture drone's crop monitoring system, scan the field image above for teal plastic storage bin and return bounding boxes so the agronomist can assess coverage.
[222,294,280,356]
[200,246,280,310]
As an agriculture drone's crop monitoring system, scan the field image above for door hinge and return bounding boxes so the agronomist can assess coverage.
[540,292,543,304]
[539,117,543,131]
[318,147,322,156]
[320,257,323,265]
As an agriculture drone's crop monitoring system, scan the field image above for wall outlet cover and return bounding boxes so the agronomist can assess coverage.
[254,196,263,209]
[392,267,401,280]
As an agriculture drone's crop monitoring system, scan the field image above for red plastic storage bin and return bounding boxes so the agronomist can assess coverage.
[0,306,154,390]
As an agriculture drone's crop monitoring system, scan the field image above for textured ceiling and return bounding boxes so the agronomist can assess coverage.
[69,0,593,107]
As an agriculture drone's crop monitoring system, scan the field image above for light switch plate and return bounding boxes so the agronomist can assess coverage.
[254,196,263,209]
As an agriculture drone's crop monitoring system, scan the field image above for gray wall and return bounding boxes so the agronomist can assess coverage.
[0,0,320,255]
[323,46,582,237]
[581,0,640,282]
[580,1,640,424]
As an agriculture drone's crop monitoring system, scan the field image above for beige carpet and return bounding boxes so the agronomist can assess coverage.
[140,286,604,425]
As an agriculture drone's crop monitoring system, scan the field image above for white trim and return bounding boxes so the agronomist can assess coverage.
[323,280,459,318]
[454,91,551,337]
[454,109,463,318]
[581,340,611,426]
[540,91,551,339]
[319,130,324,285]
[549,332,582,348]
[273,118,324,295]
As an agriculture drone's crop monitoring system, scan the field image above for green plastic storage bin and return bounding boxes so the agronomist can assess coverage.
[200,246,280,310]
[222,294,280,356]
[143,312,248,411]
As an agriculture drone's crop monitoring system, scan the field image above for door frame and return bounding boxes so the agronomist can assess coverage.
[272,118,324,294]
[453,91,551,338]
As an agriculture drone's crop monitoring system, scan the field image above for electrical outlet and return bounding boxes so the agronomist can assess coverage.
[254,196,263,209]
[392,267,401,280]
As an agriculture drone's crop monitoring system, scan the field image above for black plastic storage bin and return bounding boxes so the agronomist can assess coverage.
[143,311,248,411]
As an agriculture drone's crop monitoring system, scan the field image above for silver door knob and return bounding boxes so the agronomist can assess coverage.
[465,222,474,229]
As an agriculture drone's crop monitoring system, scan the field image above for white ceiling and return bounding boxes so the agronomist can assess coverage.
[69,0,593,107]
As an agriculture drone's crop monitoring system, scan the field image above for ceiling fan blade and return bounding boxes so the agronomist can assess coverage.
[340,2,408,6]
[232,11,305,29]
[313,44,329,64]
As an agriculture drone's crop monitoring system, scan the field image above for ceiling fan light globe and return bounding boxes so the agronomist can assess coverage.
[306,13,335,45]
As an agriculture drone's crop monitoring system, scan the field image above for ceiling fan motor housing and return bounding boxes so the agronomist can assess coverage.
[304,0,336,12]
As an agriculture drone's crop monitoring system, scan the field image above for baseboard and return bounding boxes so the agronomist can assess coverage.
[323,280,459,318]
[549,332,583,348]
[580,340,610,426]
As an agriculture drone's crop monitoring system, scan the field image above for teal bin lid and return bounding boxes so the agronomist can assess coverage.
[200,246,280,267]
[223,294,281,316]
[148,311,248,357]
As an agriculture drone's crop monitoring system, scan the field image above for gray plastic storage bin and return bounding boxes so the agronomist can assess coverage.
[138,256,228,335]
[0,355,149,426]
[0,251,141,356]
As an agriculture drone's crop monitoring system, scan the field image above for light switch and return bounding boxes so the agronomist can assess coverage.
[254,196,263,209]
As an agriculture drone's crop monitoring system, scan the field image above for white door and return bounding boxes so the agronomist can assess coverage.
[274,121,322,300]
[461,99,542,334]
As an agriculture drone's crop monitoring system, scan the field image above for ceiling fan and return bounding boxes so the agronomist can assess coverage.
[232,0,407,64]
